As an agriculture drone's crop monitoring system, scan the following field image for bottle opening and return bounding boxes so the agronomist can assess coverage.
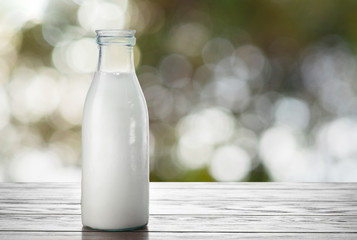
[96,29,136,46]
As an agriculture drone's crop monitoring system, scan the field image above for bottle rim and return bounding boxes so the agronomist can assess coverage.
[95,29,136,37]
[95,29,136,46]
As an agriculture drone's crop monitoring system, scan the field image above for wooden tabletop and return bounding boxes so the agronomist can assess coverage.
[0,182,356,239]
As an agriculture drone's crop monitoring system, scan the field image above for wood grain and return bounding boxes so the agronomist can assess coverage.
[0,182,356,239]
[0,214,356,232]
[1,185,356,202]
[0,232,356,240]
[1,182,357,189]
[0,201,357,215]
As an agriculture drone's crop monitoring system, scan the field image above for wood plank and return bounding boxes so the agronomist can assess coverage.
[152,182,357,190]
[1,183,356,236]
[1,182,356,190]
[150,188,357,202]
[0,232,356,240]
[1,201,357,216]
[0,215,356,233]
[1,188,356,202]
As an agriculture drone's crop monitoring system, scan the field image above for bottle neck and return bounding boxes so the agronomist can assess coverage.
[97,44,134,73]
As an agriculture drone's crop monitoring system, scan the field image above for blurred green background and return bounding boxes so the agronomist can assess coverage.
[1,0,357,182]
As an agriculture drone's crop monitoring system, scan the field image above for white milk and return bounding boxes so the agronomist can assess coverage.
[81,71,149,230]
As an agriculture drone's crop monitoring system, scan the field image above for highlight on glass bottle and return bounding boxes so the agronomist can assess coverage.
[81,29,149,231]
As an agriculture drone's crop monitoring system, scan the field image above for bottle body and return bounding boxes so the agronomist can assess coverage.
[81,70,149,228]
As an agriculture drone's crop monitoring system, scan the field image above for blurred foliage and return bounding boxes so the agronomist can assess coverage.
[1,0,357,182]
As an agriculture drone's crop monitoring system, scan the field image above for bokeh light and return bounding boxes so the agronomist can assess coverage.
[77,0,128,31]
[273,97,310,130]
[176,107,236,170]
[1,0,357,182]
[209,145,251,182]
[168,23,210,58]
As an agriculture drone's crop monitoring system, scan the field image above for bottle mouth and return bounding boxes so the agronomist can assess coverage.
[96,29,136,46]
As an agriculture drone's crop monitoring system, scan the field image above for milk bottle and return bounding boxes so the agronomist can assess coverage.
[81,30,149,230]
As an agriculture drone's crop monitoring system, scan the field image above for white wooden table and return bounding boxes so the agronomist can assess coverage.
[0,182,356,239]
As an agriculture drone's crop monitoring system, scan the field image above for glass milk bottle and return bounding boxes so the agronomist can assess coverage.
[81,30,149,231]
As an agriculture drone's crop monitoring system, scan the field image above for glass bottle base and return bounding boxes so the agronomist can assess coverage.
[85,223,147,232]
